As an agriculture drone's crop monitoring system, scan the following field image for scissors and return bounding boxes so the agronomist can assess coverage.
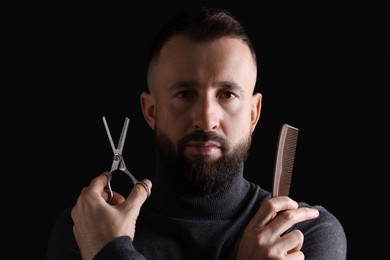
[102,116,151,202]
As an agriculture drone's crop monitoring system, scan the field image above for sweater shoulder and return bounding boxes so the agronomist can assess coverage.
[297,202,347,259]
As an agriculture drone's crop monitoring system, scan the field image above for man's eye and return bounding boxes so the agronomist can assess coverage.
[176,91,195,99]
[220,92,237,100]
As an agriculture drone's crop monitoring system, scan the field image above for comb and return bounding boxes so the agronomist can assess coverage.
[272,124,299,197]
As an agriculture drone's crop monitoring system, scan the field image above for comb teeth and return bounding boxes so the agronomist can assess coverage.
[272,124,299,197]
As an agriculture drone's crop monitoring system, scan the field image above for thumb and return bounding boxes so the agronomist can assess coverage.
[121,179,152,216]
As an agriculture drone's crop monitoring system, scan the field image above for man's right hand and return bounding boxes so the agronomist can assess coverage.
[71,172,151,260]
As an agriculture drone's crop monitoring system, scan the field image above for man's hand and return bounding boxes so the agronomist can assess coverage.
[71,172,151,260]
[236,196,319,259]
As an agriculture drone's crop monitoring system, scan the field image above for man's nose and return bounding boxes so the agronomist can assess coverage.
[192,97,220,132]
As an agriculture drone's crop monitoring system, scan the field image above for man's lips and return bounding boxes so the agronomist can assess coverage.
[185,141,221,154]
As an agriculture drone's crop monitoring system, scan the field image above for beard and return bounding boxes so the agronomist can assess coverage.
[154,128,252,196]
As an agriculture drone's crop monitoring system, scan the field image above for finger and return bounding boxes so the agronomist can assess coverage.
[77,172,110,201]
[261,207,319,239]
[248,196,298,230]
[285,230,304,253]
[89,172,110,190]
[283,250,305,259]
[85,172,124,203]
[273,207,319,235]
[108,190,126,205]
[272,230,305,258]
[138,180,152,197]
[121,179,152,214]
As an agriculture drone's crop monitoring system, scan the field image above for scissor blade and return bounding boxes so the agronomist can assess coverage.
[102,116,116,153]
[116,117,130,153]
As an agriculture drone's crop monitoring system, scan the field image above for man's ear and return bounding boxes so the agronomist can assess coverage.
[140,91,156,130]
[251,93,262,132]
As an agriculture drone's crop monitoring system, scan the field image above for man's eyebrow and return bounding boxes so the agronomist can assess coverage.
[169,80,198,90]
[168,80,243,91]
[217,80,243,91]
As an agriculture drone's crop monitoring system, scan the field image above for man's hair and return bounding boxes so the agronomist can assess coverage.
[146,6,257,90]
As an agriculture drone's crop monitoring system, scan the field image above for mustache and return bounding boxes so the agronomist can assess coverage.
[178,130,228,150]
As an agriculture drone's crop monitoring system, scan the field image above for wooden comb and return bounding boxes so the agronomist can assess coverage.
[272,124,299,197]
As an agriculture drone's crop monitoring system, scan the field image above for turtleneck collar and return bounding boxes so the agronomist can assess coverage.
[145,159,253,220]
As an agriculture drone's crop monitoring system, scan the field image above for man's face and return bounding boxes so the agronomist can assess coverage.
[142,35,262,195]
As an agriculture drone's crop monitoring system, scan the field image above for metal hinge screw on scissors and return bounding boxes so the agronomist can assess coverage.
[102,116,151,202]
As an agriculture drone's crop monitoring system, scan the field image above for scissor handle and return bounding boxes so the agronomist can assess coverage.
[105,170,151,203]
[121,168,152,198]
[104,173,114,203]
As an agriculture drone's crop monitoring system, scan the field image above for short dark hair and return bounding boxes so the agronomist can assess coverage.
[146,6,257,89]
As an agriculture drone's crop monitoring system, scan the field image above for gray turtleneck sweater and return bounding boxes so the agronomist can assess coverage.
[47,163,347,259]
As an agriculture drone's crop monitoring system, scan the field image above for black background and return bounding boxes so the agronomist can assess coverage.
[3,1,388,259]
